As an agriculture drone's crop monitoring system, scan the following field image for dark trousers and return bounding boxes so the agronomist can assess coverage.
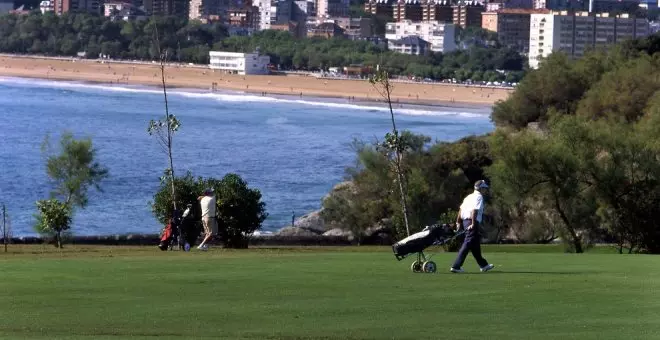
[452,219,489,269]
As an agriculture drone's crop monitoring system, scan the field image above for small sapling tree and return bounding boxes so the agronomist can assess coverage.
[34,199,72,249]
[148,25,181,215]
[36,131,109,247]
[369,69,412,237]
[2,203,12,253]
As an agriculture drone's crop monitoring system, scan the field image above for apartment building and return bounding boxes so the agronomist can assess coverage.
[307,22,345,37]
[482,8,550,53]
[388,36,431,55]
[293,0,314,19]
[209,51,270,75]
[421,0,454,22]
[227,6,259,28]
[257,0,300,29]
[534,0,639,13]
[393,0,423,21]
[486,0,533,11]
[316,0,349,18]
[104,1,129,15]
[51,0,101,14]
[189,0,236,20]
[385,20,457,53]
[452,0,485,28]
[314,16,373,37]
[529,11,650,69]
[145,0,188,16]
[364,0,394,17]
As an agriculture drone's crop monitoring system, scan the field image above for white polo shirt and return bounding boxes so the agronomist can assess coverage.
[459,190,484,223]
[200,196,216,218]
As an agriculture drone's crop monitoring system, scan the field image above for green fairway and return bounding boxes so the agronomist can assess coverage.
[0,245,658,340]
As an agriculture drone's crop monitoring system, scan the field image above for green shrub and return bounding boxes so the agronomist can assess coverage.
[151,171,268,248]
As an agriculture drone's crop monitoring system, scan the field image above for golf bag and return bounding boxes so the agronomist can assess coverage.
[158,219,179,251]
[158,204,202,251]
[179,204,203,248]
[392,224,455,260]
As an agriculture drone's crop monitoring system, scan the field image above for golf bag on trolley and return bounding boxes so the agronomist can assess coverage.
[391,223,463,273]
[158,204,202,251]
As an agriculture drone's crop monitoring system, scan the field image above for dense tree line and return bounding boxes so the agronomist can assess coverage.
[491,33,660,129]
[0,12,228,62]
[322,33,660,253]
[217,29,525,82]
[487,33,660,253]
[0,12,526,82]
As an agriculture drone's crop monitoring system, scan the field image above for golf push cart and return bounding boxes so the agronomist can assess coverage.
[391,224,465,273]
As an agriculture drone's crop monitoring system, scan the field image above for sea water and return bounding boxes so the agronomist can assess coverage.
[0,77,494,236]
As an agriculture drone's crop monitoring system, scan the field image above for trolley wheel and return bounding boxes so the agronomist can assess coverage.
[422,261,437,273]
[410,261,423,273]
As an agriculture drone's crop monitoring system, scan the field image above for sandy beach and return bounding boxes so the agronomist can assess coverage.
[0,55,513,106]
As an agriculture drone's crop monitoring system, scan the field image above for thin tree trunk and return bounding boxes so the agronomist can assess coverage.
[160,54,176,212]
[56,231,62,249]
[553,194,582,253]
[2,204,6,253]
[384,78,410,237]
[155,26,177,213]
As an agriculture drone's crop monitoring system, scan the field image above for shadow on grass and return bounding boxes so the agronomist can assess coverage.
[440,271,598,275]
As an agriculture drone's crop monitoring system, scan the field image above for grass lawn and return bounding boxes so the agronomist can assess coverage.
[0,244,658,340]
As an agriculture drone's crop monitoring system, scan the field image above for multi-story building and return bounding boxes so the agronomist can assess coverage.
[189,0,202,18]
[209,51,271,75]
[51,0,102,14]
[258,0,271,29]
[103,1,131,16]
[307,22,345,37]
[316,0,349,18]
[228,6,259,28]
[589,0,639,13]
[393,0,423,21]
[319,16,373,38]
[421,0,454,22]
[388,36,431,54]
[293,0,314,19]
[639,0,658,9]
[39,0,53,12]
[366,0,483,28]
[272,21,306,37]
[364,0,394,17]
[257,0,294,29]
[452,0,485,28]
[271,0,292,24]
[482,8,550,53]
[529,11,650,68]
[534,0,639,12]
[189,0,236,21]
[145,0,188,16]
[385,20,457,52]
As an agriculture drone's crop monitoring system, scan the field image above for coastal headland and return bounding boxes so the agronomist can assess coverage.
[0,55,513,106]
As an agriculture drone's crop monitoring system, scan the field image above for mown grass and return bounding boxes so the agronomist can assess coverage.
[0,244,658,340]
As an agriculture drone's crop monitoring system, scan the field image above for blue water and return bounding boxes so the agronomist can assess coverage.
[0,77,494,236]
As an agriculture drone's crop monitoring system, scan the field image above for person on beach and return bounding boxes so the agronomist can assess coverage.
[450,180,495,273]
[197,188,218,251]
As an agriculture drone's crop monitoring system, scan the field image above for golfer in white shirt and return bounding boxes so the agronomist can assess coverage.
[197,188,218,250]
[450,180,495,273]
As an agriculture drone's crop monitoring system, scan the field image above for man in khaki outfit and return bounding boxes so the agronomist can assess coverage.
[197,188,217,251]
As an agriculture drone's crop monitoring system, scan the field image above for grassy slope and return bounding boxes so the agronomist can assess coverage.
[0,245,658,340]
